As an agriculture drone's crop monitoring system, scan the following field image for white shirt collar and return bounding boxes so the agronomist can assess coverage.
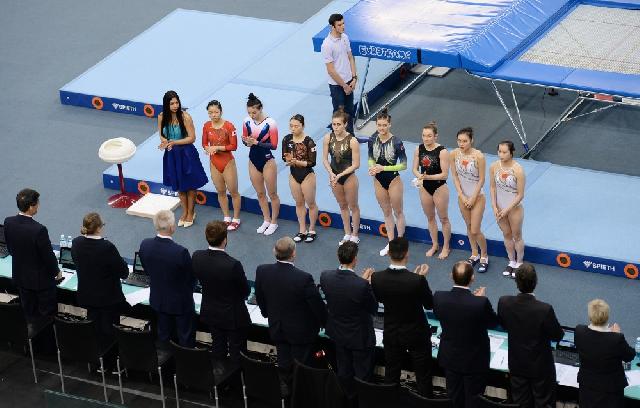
[156,233,173,240]
[588,324,610,332]
[453,285,471,290]
[18,212,32,218]
[388,264,407,270]
[278,260,294,266]
[84,235,102,240]
[208,246,225,252]
[338,265,354,272]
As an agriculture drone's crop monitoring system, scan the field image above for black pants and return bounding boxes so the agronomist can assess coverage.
[335,344,375,396]
[329,83,355,135]
[19,286,57,323]
[156,310,195,347]
[445,370,487,408]
[275,342,315,390]
[510,374,556,408]
[86,304,121,340]
[579,385,625,408]
[210,325,248,365]
[384,335,433,397]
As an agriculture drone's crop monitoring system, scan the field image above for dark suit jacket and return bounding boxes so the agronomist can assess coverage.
[71,236,129,307]
[320,268,377,350]
[3,214,58,290]
[255,261,326,344]
[139,236,195,315]
[370,267,433,343]
[192,248,251,330]
[433,287,499,374]
[498,293,564,378]
[575,324,635,392]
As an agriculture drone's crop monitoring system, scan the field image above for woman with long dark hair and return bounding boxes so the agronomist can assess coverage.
[158,90,208,227]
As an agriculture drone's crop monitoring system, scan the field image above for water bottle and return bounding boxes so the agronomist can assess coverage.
[635,337,640,367]
[59,234,66,248]
[67,235,73,248]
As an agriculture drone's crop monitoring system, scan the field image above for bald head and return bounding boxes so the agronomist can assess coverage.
[452,261,474,287]
[274,237,296,261]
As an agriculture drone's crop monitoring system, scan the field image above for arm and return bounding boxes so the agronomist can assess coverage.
[484,298,499,329]
[169,113,196,146]
[281,135,291,162]
[502,163,526,215]
[108,242,129,280]
[36,226,59,277]
[367,138,375,168]
[224,122,238,152]
[362,283,378,315]
[182,248,196,291]
[241,120,250,147]
[449,149,466,199]
[158,113,168,149]
[335,137,360,178]
[619,335,636,362]
[489,162,499,216]
[255,120,279,150]
[321,135,333,174]
[382,140,407,172]
[255,269,268,317]
[201,123,208,150]
[543,306,564,342]
[471,152,486,202]
[422,148,449,180]
[412,146,422,178]
[292,137,317,168]
[234,260,251,300]
[348,49,357,87]
[304,275,327,327]
[420,276,434,310]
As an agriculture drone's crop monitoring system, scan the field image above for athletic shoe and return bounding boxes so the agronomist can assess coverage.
[339,235,352,245]
[379,244,389,257]
[227,219,240,231]
[349,235,360,244]
[256,221,270,234]
[263,223,278,236]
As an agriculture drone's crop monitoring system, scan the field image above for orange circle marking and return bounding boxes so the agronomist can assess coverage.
[195,191,207,205]
[143,104,155,117]
[378,224,388,237]
[556,253,571,268]
[318,212,332,227]
[624,264,639,279]
[137,181,149,195]
[91,96,104,110]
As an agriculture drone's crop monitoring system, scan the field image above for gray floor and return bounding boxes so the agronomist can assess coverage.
[1,4,639,401]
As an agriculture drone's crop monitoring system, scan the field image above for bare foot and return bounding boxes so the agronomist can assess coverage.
[438,247,451,260]
[425,246,439,257]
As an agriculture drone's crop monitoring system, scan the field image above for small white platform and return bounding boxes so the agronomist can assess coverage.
[126,193,180,219]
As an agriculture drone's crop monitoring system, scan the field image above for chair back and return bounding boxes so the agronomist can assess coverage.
[113,325,158,372]
[476,395,520,407]
[405,389,453,407]
[291,359,347,408]
[240,352,282,405]
[171,341,215,391]
[0,302,28,345]
[354,377,399,408]
[54,316,101,363]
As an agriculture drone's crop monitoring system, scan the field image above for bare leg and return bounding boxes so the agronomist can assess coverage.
[470,195,488,260]
[388,177,405,237]
[248,162,270,222]
[289,175,307,234]
[331,183,352,236]
[210,163,229,219]
[433,184,451,259]
[374,179,395,241]
[178,192,187,222]
[301,173,318,233]
[222,160,241,219]
[419,187,439,256]
[263,160,280,224]
[508,205,525,263]
[186,190,196,221]
[344,175,360,237]
[497,216,516,263]
[458,197,477,257]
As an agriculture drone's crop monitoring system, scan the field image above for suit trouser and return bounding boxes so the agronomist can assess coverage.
[210,325,248,365]
[86,304,121,340]
[579,385,625,408]
[510,374,557,408]
[275,342,315,390]
[384,336,433,397]
[156,310,195,347]
[19,286,57,323]
[445,369,487,408]
[335,344,375,395]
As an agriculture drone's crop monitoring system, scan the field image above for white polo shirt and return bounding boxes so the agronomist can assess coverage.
[321,32,353,85]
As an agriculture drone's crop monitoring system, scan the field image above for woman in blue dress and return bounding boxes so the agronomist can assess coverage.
[158,90,208,227]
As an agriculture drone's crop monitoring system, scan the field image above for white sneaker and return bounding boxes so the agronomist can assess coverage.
[339,235,352,245]
[349,235,360,244]
[379,244,389,257]
[263,223,278,236]
[256,221,270,234]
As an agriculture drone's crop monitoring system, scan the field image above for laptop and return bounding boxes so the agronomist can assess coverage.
[58,247,76,271]
[124,252,150,287]
[0,224,8,258]
[553,327,580,366]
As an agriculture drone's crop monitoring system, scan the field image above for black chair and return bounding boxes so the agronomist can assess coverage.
[353,377,399,408]
[239,351,285,408]
[405,388,453,407]
[113,325,172,407]
[54,315,116,402]
[0,301,52,384]
[476,395,520,407]
[171,340,240,408]
[291,359,348,408]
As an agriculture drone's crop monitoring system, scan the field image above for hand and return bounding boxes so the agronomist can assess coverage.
[611,323,621,333]
[467,195,477,209]
[56,271,62,280]
[493,207,501,220]
[158,139,168,150]
[419,173,429,181]
[473,286,486,297]
[414,264,429,276]
[166,141,175,151]
[361,267,374,282]
[343,83,353,96]
[329,172,338,188]
[247,137,257,147]
[496,208,508,220]
[284,152,293,163]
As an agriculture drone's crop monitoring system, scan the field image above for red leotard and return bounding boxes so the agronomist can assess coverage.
[202,120,237,173]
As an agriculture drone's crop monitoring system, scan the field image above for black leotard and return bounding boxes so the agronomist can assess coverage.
[419,144,446,195]
[282,134,316,184]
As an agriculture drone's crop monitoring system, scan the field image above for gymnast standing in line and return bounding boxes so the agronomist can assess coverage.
[158,90,208,228]
[202,100,241,231]
[368,108,407,256]
[411,121,451,259]
[282,114,319,243]
[241,93,280,236]
[489,140,526,278]
[322,109,361,245]
[450,127,489,272]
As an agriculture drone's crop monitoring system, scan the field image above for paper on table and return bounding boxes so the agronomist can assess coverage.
[57,271,75,288]
[626,370,640,386]
[249,306,268,326]
[124,287,150,306]
[374,329,383,347]
[193,293,202,314]
[555,363,579,387]
[58,273,78,290]
[489,335,505,352]
[490,349,509,371]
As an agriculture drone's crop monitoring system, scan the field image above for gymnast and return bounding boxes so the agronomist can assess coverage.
[489,140,526,278]
[450,127,489,272]
[241,93,280,236]
[282,114,318,243]
[411,121,451,259]
[322,109,361,245]
[202,100,241,231]
[158,90,208,228]
[368,108,407,256]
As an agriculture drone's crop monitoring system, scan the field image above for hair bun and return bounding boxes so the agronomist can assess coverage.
[379,107,388,116]
[248,93,257,100]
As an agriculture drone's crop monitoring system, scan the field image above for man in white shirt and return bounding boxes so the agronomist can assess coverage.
[321,13,358,134]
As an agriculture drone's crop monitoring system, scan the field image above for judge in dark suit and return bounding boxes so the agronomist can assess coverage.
[433,261,498,408]
[3,188,60,322]
[371,237,434,397]
[255,236,327,389]
[497,263,564,408]
[139,210,196,347]
[320,241,377,394]
[575,299,635,408]
[192,220,250,364]
[71,212,129,339]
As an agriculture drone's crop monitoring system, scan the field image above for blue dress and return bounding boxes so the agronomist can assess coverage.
[162,124,208,192]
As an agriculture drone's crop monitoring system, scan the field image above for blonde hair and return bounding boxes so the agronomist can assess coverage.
[423,121,438,134]
[81,212,103,235]
[588,299,610,326]
[153,210,175,232]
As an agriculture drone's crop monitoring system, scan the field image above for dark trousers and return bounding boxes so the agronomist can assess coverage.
[445,370,487,408]
[510,374,556,408]
[276,342,315,390]
[210,325,248,365]
[19,286,57,323]
[335,344,375,396]
[329,83,355,135]
[156,310,195,347]
[86,304,121,340]
[579,385,625,408]
[384,335,433,397]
